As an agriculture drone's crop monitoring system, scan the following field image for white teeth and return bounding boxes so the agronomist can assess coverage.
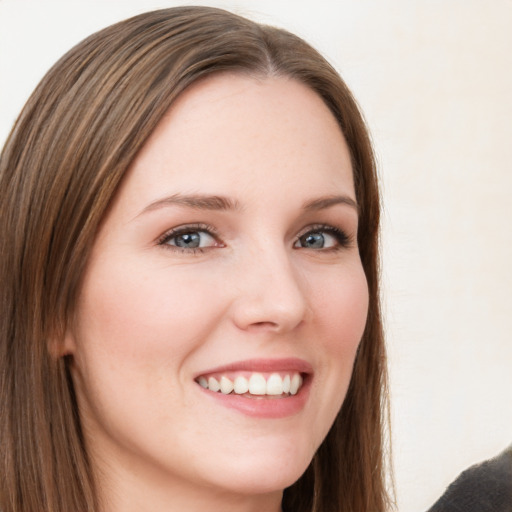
[208,377,220,392]
[290,374,302,395]
[248,373,267,395]
[266,373,284,395]
[282,374,291,393]
[198,372,305,397]
[220,376,234,394]
[233,376,249,394]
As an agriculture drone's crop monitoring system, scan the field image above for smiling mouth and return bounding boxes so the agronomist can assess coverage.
[195,372,304,398]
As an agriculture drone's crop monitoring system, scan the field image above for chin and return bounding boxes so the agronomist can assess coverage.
[200,445,313,496]
[214,469,306,497]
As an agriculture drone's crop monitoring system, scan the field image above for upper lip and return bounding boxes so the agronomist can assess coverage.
[195,357,313,378]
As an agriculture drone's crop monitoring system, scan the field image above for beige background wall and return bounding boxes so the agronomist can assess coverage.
[1,1,511,510]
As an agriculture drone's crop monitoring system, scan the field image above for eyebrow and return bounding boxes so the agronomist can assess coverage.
[138,193,242,216]
[302,195,359,213]
[137,192,358,217]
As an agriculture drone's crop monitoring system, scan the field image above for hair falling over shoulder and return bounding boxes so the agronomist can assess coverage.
[0,6,392,512]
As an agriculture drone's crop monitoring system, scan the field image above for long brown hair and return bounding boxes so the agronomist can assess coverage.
[0,7,390,512]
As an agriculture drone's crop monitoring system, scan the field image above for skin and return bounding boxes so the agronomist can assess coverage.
[65,73,369,512]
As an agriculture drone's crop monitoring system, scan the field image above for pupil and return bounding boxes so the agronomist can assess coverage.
[303,232,324,248]
[176,232,200,248]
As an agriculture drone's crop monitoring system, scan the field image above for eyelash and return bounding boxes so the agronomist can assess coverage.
[157,223,221,254]
[294,224,352,251]
[156,223,352,254]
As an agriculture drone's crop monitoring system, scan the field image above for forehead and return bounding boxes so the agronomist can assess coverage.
[116,73,354,213]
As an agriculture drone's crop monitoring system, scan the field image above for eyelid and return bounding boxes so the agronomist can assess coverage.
[294,223,353,249]
[156,223,222,250]
[155,222,354,253]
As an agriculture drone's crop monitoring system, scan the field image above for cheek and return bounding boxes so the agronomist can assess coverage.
[68,259,226,442]
[75,259,222,367]
[308,261,369,412]
[313,261,369,351]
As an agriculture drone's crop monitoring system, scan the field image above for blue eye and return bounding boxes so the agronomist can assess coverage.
[159,225,219,251]
[294,226,349,250]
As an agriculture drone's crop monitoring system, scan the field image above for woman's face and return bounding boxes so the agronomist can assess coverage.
[66,74,369,507]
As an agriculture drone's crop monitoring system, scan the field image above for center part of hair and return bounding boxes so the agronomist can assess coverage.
[196,372,304,397]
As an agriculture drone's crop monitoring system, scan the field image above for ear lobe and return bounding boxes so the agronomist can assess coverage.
[48,330,77,359]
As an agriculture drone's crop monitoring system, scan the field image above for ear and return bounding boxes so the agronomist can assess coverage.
[48,329,77,360]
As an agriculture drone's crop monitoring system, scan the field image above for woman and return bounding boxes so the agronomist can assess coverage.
[0,6,390,512]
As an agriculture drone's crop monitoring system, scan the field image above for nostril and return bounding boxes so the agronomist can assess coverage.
[244,321,280,333]
[246,318,306,335]
[253,321,278,327]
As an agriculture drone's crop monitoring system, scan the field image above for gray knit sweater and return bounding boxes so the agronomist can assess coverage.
[427,446,512,512]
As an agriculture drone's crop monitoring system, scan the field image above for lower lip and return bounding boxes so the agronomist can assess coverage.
[198,378,311,419]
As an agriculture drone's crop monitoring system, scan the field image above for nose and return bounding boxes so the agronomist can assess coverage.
[229,246,309,334]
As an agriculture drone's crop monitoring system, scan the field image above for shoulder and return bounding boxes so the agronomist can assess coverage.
[427,446,512,512]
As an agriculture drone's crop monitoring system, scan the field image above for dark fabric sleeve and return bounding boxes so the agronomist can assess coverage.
[427,446,512,512]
